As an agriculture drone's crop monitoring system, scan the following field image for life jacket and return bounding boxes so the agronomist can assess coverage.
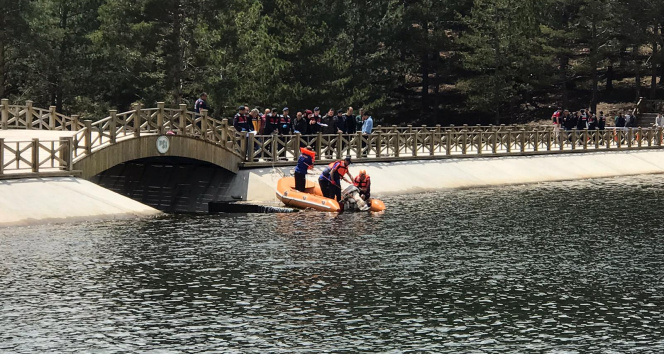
[300,147,316,164]
[354,175,370,189]
[328,161,348,178]
[280,114,291,124]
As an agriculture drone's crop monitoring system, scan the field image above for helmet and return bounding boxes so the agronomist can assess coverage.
[359,169,366,176]
[344,156,352,164]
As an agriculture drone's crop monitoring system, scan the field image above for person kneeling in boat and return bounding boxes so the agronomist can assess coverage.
[294,146,315,192]
[319,156,353,202]
[353,169,371,200]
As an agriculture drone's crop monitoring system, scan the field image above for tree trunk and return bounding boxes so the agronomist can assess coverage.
[433,68,440,124]
[560,56,569,108]
[0,9,5,99]
[651,40,658,99]
[606,64,614,91]
[590,22,598,114]
[0,36,5,99]
[634,45,641,101]
[171,0,183,105]
[420,21,430,116]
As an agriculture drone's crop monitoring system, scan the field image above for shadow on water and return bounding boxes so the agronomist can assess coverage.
[1,175,664,352]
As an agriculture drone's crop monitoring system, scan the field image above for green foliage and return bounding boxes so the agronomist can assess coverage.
[1,0,663,123]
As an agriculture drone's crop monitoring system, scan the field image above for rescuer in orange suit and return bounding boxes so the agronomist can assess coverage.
[353,169,371,200]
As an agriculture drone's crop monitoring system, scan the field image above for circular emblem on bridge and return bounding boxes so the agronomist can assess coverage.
[156,135,170,154]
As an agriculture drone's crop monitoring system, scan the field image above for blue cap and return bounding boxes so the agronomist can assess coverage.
[314,107,320,111]
[283,107,289,111]
[238,106,245,110]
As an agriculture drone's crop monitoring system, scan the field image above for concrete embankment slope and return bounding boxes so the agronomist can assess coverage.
[0,177,161,227]
[240,150,664,202]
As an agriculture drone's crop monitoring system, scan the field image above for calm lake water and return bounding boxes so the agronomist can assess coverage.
[2,175,664,352]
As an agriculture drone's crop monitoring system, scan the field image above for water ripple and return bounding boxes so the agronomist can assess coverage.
[1,175,664,352]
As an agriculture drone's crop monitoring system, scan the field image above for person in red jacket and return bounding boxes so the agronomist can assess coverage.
[353,169,371,200]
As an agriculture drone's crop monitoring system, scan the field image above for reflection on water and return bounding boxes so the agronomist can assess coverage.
[2,175,664,352]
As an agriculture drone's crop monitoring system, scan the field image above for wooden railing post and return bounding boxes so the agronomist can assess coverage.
[26,100,34,129]
[412,130,418,157]
[506,131,512,153]
[375,131,382,158]
[337,132,343,159]
[71,115,79,131]
[627,128,633,149]
[445,130,451,155]
[109,110,117,143]
[477,131,483,154]
[462,130,468,154]
[49,106,57,130]
[0,138,4,175]
[200,109,208,140]
[60,137,73,171]
[294,133,302,160]
[658,127,663,146]
[84,120,92,154]
[317,132,324,159]
[133,103,142,137]
[1,99,8,129]
[429,130,435,156]
[157,102,165,134]
[492,130,498,154]
[179,104,187,134]
[221,118,228,143]
[32,138,39,172]
[394,131,401,157]
[355,131,362,159]
[248,133,256,162]
[571,130,577,150]
[240,133,248,161]
[637,127,643,148]
[582,128,588,150]
[520,128,526,152]
[271,135,278,160]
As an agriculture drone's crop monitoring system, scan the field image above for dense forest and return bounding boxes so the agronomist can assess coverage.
[1,0,663,125]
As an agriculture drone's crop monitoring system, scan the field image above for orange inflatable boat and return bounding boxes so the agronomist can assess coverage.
[275,177,385,212]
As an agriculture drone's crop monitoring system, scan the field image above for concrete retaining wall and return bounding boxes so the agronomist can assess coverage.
[0,177,161,227]
[239,150,664,202]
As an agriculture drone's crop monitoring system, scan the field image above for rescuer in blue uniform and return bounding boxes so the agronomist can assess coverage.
[319,156,353,201]
[294,146,315,192]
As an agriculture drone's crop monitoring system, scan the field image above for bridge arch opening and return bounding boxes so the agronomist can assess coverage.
[90,156,241,213]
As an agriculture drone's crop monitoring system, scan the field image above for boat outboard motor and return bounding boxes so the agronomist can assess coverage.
[341,185,369,211]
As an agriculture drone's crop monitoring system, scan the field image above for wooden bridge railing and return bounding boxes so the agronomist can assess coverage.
[3,99,664,178]
[0,137,73,177]
[241,126,664,165]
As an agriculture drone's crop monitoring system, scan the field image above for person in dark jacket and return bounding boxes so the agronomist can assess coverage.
[336,109,346,134]
[293,111,308,135]
[598,111,606,130]
[309,107,322,134]
[294,146,315,192]
[194,93,209,113]
[264,109,279,135]
[321,108,338,135]
[233,106,251,132]
[319,156,353,201]
[343,107,355,134]
[278,107,292,135]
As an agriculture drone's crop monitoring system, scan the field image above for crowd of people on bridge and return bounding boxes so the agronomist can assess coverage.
[192,92,375,137]
[551,108,638,131]
[231,105,374,137]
